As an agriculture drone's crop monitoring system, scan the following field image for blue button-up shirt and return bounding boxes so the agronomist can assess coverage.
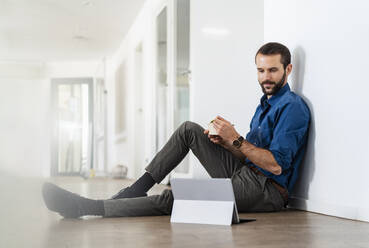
[245,83,310,192]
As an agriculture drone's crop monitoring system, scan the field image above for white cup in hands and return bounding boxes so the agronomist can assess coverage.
[208,121,218,135]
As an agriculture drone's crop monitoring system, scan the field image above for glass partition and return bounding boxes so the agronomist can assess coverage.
[173,0,190,174]
[156,7,168,152]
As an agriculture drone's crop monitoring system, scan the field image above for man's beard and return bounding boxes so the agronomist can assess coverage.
[260,70,286,96]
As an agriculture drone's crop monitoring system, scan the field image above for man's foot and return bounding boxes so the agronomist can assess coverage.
[110,186,147,200]
[42,182,104,218]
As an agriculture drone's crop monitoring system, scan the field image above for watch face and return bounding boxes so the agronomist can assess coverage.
[233,140,240,147]
[233,136,244,148]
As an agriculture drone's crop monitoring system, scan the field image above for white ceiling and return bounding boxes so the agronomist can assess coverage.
[0,0,147,62]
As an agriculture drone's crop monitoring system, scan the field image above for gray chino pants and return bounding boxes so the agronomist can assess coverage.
[103,121,286,217]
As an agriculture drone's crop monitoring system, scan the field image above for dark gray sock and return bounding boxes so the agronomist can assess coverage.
[42,182,105,218]
[110,172,156,200]
[130,172,156,193]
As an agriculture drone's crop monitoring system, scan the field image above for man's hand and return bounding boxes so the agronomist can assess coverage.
[204,120,246,161]
[204,129,226,146]
[211,116,240,146]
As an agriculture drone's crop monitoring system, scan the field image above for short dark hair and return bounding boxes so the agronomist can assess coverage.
[255,42,291,69]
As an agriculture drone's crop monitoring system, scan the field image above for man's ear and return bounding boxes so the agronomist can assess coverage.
[286,64,293,76]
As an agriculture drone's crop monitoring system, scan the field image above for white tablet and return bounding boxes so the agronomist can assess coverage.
[170,178,240,225]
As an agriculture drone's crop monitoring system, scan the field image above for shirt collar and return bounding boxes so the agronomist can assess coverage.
[260,83,290,107]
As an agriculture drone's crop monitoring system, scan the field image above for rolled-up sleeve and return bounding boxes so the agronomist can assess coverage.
[269,102,310,170]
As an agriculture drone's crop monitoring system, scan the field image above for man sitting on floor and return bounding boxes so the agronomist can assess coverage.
[42,42,311,218]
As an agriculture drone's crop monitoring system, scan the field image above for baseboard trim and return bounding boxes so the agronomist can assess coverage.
[288,196,369,223]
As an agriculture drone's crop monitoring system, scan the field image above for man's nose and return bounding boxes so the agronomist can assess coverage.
[263,71,272,81]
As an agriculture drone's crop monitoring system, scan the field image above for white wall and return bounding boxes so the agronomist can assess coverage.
[264,0,369,222]
[189,0,264,178]
[0,62,50,177]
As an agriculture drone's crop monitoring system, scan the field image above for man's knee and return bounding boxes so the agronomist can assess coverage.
[155,189,174,215]
[180,121,204,133]
[175,121,207,148]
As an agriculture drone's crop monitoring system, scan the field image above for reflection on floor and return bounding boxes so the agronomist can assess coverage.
[1,176,369,248]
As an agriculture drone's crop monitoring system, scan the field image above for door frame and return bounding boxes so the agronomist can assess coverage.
[50,78,94,176]
[153,1,172,184]
[168,0,193,179]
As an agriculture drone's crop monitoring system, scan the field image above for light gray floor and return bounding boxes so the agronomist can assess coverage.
[1,176,369,248]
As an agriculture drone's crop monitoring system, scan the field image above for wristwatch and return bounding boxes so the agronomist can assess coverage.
[232,136,244,149]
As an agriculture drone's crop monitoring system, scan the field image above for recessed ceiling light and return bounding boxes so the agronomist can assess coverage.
[82,1,91,6]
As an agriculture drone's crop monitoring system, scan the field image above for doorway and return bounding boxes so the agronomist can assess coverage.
[51,78,93,176]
